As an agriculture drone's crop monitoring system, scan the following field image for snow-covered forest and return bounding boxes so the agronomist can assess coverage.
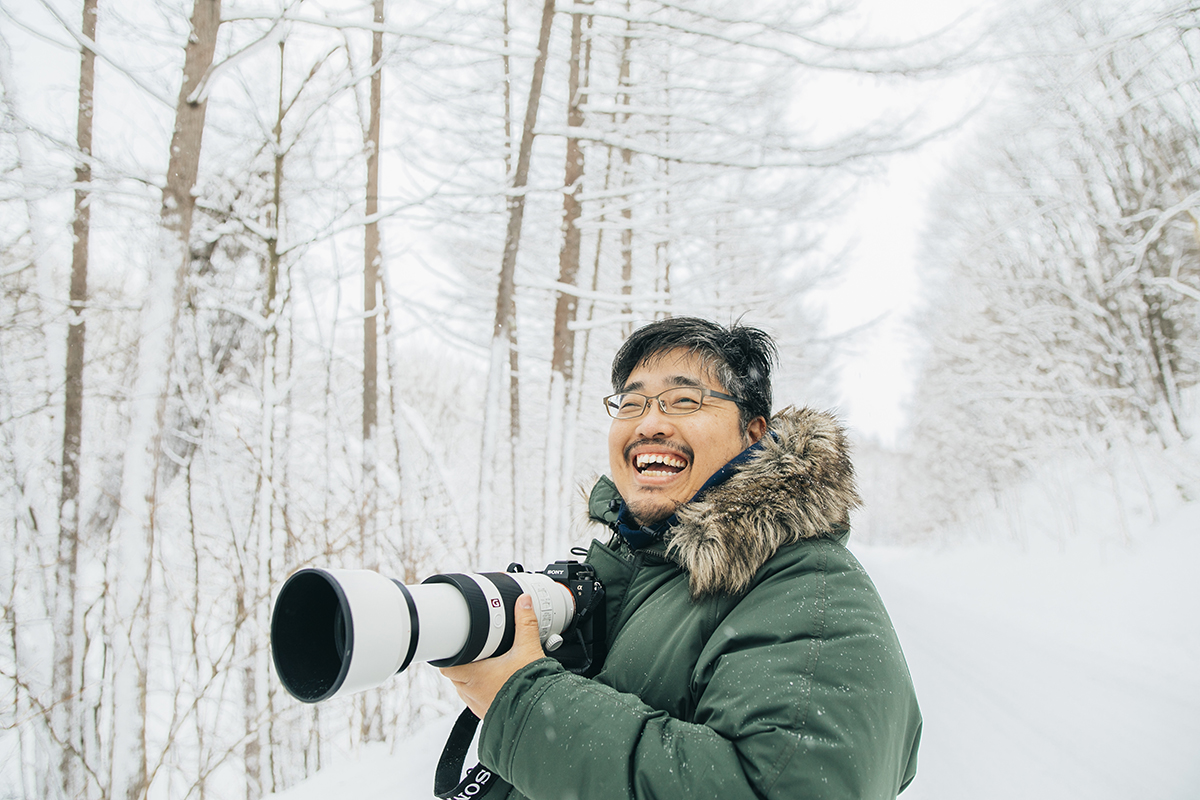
[1,0,1196,798]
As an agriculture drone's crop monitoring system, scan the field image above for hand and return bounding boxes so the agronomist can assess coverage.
[439,594,546,719]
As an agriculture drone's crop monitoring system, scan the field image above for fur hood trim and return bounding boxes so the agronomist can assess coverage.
[665,406,861,598]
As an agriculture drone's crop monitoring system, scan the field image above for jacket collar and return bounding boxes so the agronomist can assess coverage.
[589,407,860,597]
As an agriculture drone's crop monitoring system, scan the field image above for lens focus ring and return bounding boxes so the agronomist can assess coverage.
[421,573,522,666]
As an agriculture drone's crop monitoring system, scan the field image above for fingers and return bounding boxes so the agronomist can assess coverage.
[512,594,546,658]
[514,593,537,633]
[516,593,535,617]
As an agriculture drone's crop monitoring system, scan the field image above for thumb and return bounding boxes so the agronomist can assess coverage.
[513,594,545,655]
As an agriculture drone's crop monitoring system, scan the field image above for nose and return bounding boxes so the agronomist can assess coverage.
[632,400,675,439]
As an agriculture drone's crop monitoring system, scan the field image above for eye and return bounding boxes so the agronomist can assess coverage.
[609,394,644,414]
[667,392,701,410]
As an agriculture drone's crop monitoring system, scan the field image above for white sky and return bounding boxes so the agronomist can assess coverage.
[815,0,997,445]
[821,153,937,445]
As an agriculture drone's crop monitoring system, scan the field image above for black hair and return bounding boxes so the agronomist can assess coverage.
[611,317,777,430]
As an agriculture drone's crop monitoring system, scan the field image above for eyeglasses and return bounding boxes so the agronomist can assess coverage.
[602,386,739,419]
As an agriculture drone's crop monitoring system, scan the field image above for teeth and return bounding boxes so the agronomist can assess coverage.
[635,453,686,471]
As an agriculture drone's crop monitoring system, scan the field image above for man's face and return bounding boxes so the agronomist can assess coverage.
[608,348,766,527]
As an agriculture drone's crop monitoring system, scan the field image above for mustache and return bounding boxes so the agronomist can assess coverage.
[623,439,694,464]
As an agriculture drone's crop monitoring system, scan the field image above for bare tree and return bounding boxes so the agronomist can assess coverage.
[50,1,98,796]
[108,2,221,798]
[544,1,591,546]
[477,0,556,560]
[617,7,635,328]
[359,0,387,745]
[362,0,384,503]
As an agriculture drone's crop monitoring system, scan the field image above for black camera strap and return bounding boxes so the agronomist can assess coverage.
[434,708,512,800]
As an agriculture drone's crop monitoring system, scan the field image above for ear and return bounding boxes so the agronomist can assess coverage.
[746,416,767,445]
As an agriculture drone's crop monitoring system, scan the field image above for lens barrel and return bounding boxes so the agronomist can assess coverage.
[270,567,575,703]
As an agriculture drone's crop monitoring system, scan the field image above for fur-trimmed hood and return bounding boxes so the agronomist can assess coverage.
[591,407,861,598]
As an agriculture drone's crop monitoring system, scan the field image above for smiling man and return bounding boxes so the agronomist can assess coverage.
[441,317,922,800]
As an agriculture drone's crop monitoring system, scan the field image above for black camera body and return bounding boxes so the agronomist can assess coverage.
[510,560,605,677]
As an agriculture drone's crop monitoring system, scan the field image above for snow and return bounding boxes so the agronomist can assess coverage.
[266,503,1200,800]
[857,503,1200,800]
[264,718,458,800]
[263,728,452,800]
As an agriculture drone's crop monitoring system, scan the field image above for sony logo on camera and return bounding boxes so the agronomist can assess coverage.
[541,560,598,585]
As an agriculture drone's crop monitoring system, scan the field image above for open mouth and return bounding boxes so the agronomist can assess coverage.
[634,452,688,476]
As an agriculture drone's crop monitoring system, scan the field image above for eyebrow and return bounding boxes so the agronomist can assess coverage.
[621,374,705,393]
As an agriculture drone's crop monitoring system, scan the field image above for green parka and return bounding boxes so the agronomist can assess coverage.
[478,408,921,800]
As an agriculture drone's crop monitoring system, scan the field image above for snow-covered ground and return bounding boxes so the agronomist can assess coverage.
[859,503,1200,800]
[267,502,1200,800]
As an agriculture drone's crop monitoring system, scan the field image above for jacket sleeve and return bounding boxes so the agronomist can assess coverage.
[477,542,921,800]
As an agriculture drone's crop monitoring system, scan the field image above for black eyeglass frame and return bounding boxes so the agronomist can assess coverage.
[602,386,740,420]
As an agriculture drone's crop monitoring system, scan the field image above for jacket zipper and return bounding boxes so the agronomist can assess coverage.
[603,547,646,650]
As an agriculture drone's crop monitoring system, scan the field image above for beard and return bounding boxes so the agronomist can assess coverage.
[625,492,683,527]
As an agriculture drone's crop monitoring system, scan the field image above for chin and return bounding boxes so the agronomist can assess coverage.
[627,496,680,527]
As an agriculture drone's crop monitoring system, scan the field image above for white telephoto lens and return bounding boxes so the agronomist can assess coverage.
[272,565,584,703]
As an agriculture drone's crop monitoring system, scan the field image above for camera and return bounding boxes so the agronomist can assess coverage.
[270,561,605,703]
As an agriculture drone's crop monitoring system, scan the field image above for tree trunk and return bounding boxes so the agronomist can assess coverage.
[618,9,634,332]
[546,2,588,551]
[478,0,556,559]
[501,0,529,562]
[655,55,672,311]
[363,0,383,458]
[108,3,220,798]
[359,0,386,744]
[52,1,97,795]
[242,34,290,800]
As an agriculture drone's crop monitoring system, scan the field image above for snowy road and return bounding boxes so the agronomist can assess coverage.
[857,507,1200,800]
